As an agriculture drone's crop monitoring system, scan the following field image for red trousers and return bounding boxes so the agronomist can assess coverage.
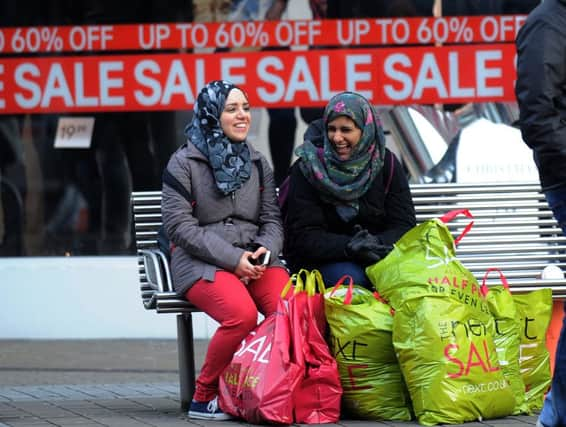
[185,267,289,402]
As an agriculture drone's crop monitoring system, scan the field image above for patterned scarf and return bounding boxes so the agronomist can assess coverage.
[185,80,252,195]
[295,91,386,221]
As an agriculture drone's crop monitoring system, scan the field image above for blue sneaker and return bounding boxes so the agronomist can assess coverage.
[188,396,233,421]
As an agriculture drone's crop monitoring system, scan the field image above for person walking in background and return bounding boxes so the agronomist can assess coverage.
[262,0,327,186]
[161,80,290,420]
[283,91,416,288]
[515,1,566,426]
[228,0,331,187]
[0,117,24,255]
[263,0,298,187]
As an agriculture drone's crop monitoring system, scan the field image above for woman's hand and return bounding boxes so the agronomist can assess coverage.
[235,248,268,282]
[249,246,270,265]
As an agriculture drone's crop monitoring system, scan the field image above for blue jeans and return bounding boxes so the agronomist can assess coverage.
[317,261,372,289]
[539,189,566,427]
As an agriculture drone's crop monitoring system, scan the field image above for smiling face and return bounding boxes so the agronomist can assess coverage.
[327,115,362,160]
[220,88,251,142]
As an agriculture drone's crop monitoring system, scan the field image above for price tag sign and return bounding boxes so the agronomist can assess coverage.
[54,116,95,149]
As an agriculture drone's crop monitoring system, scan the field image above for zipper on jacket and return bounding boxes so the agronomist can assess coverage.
[229,190,243,245]
[230,191,237,216]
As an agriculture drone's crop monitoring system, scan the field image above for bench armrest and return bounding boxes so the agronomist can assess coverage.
[139,248,173,293]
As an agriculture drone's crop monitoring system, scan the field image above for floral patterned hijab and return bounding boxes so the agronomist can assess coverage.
[295,91,386,221]
[185,80,252,195]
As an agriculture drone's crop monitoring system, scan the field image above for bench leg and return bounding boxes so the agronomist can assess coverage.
[177,313,195,412]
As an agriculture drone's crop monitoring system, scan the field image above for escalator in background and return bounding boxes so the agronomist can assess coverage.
[383,102,538,185]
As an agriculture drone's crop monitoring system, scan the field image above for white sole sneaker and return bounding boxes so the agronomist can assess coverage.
[188,396,234,421]
[188,410,233,421]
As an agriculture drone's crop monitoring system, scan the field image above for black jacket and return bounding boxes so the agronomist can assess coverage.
[283,143,416,273]
[515,0,566,190]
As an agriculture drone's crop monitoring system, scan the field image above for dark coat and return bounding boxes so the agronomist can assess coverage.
[516,0,566,190]
[162,142,284,296]
[283,142,416,273]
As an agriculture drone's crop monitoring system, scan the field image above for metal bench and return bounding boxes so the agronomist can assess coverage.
[131,181,566,410]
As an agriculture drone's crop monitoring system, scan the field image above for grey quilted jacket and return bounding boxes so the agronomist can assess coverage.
[162,141,285,296]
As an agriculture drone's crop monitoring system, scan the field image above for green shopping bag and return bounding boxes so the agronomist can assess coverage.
[480,268,529,415]
[393,294,516,425]
[513,288,553,412]
[366,210,487,315]
[324,276,413,421]
[365,210,515,424]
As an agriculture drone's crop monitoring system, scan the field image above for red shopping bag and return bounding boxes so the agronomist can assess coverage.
[288,269,342,424]
[218,297,302,424]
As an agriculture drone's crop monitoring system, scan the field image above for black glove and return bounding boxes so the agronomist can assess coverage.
[345,227,393,265]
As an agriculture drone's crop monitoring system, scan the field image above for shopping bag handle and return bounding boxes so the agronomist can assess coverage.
[439,208,474,245]
[373,290,388,304]
[373,291,395,316]
[328,275,355,304]
[306,269,326,296]
[281,268,310,298]
[281,275,294,298]
[294,268,311,293]
[480,267,510,297]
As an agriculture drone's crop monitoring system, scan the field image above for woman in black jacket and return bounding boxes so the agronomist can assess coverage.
[283,91,416,288]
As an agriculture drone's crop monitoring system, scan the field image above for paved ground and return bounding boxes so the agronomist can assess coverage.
[0,339,184,386]
[0,339,541,427]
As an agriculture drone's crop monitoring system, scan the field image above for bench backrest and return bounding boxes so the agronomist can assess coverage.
[411,182,566,295]
[132,182,566,310]
[131,191,183,312]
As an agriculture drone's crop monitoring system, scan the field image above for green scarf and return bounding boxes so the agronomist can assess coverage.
[295,91,386,221]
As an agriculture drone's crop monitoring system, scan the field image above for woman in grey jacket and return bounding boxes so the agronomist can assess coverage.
[161,80,289,421]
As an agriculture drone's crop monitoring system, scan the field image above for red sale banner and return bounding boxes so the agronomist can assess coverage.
[0,44,517,114]
[0,16,525,53]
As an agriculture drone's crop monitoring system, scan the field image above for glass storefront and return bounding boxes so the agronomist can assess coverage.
[0,0,540,257]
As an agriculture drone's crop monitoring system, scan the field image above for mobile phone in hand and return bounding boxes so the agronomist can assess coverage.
[260,250,271,265]
[249,251,271,266]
